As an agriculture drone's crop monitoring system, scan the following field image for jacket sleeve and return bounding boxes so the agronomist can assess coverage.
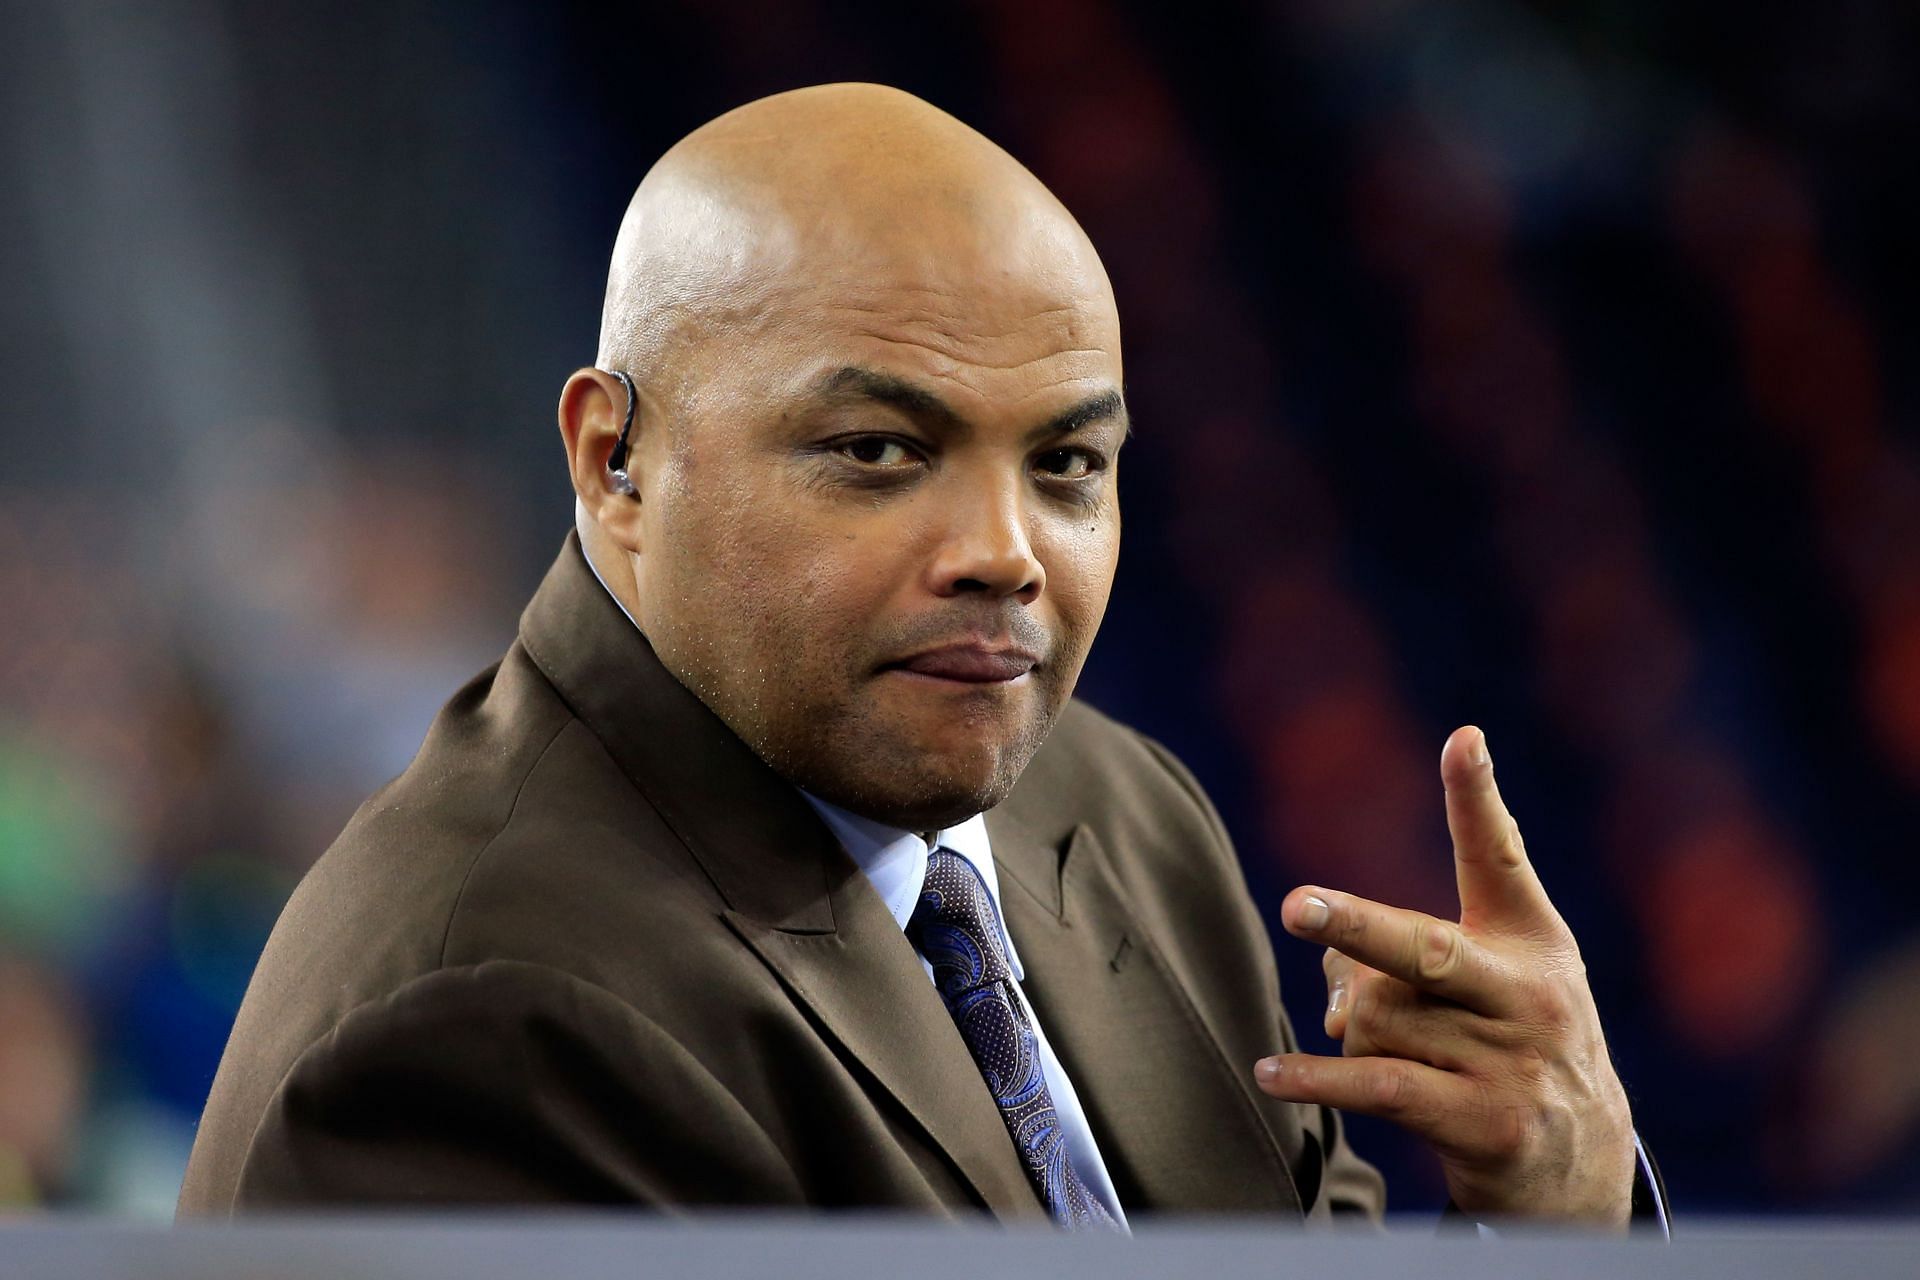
[227,960,804,1210]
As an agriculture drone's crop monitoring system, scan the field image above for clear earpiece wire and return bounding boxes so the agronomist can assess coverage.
[604,369,638,496]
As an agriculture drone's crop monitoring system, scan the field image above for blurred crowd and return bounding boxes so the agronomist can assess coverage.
[0,460,518,1211]
[1,0,1916,1216]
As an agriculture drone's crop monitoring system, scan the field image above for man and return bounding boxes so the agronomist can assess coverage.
[180,84,1655,1227]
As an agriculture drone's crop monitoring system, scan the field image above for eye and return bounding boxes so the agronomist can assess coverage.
[1034,447,1101,480]
[835,436,920,468]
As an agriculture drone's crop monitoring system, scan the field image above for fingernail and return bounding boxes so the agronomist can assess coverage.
[1297,895,1331,931]
[1327,984,1346,1018]
[1255,1058,1282,1084]
[1471,729,1491,768]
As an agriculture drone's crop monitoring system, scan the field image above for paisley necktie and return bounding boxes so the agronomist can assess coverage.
[906,847,1118,1228]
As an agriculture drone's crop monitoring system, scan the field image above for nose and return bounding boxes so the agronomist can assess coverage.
[926,473,1045,604]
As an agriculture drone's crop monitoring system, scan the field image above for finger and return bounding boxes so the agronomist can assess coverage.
[1339,977,1509,1068]
[1322,949,1362,1039]
[1254,1053,1483,1151]
[1441,726,1554,929]
[1284,885,1517,1016]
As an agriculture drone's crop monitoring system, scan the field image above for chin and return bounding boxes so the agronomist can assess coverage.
[754,690,1062,831]
[802,743,1030,832]
[829,771,1015,832]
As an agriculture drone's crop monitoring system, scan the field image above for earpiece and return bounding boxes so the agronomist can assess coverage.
[605,369,639,497]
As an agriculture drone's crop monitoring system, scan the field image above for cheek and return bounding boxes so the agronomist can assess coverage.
[653,467,898,658]
[1042,512,1120,650]
[660,448,783,572]
[643,457,776,636]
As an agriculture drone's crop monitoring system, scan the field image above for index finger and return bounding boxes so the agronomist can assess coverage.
[1443,726,1554,930]
[1283,886,1518,1016]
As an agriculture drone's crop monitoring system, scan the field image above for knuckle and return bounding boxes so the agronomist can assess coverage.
[1472,1076,1562,1164]
[1412,919,1462,984]
[1349,986,1382,1036]
[1527,976,1581,1033]
[1370,1062,1416,1115]
[1497,818,1527,869]
[1485,1100,1531,1161]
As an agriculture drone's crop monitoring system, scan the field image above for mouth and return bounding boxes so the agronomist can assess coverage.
[881,643,1040,685]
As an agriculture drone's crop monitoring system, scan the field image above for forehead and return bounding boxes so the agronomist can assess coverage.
[831,273,1112,360]
[736,248,1124,423]
[651,163,1125,422]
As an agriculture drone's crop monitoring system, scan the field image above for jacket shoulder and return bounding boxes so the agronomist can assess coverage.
[201,959,800,1212]
[182,643,591,1208]
[254,645,578,999]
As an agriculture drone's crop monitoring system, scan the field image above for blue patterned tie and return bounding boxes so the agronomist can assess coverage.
[906,848,1118,1228]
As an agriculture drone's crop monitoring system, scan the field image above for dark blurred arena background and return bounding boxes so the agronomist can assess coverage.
[1,0,1917,1218]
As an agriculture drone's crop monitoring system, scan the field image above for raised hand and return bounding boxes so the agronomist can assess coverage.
[1253,726,1635,1225]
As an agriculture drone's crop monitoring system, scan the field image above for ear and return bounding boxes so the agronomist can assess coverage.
[558,367,647,553]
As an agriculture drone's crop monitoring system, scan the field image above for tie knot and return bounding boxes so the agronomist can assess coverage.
[906,847,1013,996]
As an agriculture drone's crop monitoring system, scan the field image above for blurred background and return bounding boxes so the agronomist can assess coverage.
[1,0,1916,1220]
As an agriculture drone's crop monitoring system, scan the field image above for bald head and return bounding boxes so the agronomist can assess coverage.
[596,83,1116,393]
[562,84,1126,828]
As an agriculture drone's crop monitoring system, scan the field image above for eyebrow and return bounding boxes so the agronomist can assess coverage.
[811,366,1130,441]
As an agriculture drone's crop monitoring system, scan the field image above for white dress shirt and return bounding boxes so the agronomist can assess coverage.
[799,794,1129,1226]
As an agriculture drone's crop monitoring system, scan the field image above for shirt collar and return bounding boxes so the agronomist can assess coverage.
[583,543,1023,979]
[799,793,1024,983]
[582,540,644,630]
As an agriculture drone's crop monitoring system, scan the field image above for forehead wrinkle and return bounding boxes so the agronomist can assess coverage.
[844,330,1116,376]
[821,295,1118,375]
[839,316,1108,359]
[823,288,1108,335]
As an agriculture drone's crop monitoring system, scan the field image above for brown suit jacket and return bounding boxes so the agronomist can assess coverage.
[178,534,1385,1219]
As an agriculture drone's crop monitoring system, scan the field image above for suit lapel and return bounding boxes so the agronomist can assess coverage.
[988,812,1303,1215]
[723,894,1041,1218]
[517,535,1040,1218]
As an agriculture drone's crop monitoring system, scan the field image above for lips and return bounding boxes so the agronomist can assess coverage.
[887,645,1038,683]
